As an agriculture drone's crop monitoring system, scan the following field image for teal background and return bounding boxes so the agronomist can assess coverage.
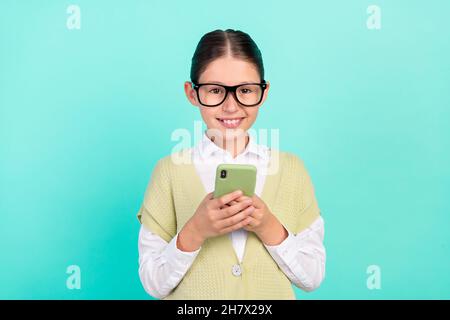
[1,0,449,299]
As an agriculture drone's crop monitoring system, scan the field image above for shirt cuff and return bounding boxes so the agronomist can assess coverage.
[164,233,202,269]
[263,224,298,266]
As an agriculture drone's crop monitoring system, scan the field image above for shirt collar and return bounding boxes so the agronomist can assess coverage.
[197,130,270,161]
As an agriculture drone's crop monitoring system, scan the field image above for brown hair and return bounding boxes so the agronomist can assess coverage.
[190,29,265,83]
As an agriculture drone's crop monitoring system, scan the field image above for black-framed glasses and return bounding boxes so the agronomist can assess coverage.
[192,80,267,107]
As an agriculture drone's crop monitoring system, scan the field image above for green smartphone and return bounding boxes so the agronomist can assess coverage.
[213,164,257,198]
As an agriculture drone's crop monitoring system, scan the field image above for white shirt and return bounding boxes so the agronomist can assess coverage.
[138,132,326,299]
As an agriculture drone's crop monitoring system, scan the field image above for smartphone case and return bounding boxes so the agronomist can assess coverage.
[213,164,257,198]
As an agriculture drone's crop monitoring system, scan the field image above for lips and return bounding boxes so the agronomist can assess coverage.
[216,117,245,129]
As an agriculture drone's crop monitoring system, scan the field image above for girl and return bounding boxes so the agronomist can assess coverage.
[137,29,325,300]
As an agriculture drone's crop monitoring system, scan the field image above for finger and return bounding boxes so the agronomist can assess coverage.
[245,216,257,227]
[205,191,214,200]
[236,196,252,202]
[221,215,253,234]
[218,200,253,219]
[223,196,252,208]
[212,190,243,209]
[218,205,255,229]
[218,200,238,210]
[251,194,263,208]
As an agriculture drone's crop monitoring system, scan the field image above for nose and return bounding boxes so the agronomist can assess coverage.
[222,92,240,113]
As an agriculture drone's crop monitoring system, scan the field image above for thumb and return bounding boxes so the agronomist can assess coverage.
[251,194,262,207]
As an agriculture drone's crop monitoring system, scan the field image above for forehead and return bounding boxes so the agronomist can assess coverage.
[199,56,260,84]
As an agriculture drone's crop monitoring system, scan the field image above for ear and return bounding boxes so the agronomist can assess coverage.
[259,81,270,107]
[184,81,199,107]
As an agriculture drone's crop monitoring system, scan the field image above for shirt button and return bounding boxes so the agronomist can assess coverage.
[232,264,242,276]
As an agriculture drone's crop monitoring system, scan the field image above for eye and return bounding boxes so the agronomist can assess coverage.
[209,88,223,94]
[240,88,252,94]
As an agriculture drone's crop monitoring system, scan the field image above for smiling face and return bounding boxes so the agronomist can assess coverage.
[185,55,270,146]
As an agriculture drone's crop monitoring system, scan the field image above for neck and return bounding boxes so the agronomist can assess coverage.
[206,131,249,158]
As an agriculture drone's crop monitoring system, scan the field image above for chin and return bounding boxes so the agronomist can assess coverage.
[206,126,248,141]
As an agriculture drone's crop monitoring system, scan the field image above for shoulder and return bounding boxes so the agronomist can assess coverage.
[279,150,302,162]
[267,149,311,179]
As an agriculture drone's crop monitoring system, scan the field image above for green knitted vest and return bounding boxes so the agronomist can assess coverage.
[137,150,320,300]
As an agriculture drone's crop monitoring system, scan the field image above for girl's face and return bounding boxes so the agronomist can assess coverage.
[184,56,270,142]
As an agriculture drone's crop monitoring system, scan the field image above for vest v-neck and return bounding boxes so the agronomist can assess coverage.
[179,150,284,265]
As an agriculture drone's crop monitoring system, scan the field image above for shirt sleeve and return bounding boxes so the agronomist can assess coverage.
[138,224,201,299]
[264,216,326,292]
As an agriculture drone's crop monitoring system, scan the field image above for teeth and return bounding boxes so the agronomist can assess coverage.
[220,118,241,124]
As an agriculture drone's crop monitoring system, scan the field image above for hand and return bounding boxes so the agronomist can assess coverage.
[230,194,288,246]
[177,190,254,251]
[242,194,273,234]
